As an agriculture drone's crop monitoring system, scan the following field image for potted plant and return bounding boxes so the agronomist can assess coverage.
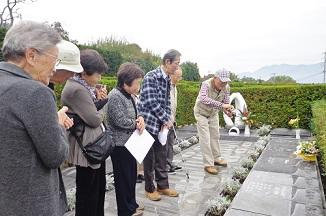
[294,140,319,162]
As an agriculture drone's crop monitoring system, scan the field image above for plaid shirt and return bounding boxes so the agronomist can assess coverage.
[138,67,171,135]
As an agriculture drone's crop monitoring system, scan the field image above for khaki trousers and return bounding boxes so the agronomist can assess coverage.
[194,111,221,167]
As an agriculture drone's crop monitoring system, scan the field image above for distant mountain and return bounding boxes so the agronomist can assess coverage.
[239,63,325,83]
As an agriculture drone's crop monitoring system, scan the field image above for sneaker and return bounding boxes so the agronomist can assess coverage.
[145,190,161,201]
[204,166,218,175]
[168,167,176,174]
[157,188,179,197]
[132,209,143,216]
[214,159,228,167]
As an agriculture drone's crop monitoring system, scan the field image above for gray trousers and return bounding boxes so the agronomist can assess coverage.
[144,133,169,192]
[166,128,175,170]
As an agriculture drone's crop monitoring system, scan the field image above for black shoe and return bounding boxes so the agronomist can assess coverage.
[136,174,144,183]
[173,165,182,171]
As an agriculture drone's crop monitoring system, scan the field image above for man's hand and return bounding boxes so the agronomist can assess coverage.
[222,104,234,117]
[163,121,173,129]
[58,106,74,129]
[136,116,145,134]
[222,104,234,111]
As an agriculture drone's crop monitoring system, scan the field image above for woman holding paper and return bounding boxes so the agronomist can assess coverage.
[107,63,145,216]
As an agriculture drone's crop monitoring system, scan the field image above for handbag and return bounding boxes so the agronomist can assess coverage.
[68,113,115,164]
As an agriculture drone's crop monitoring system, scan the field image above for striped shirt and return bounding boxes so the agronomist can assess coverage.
[199,81,230,110]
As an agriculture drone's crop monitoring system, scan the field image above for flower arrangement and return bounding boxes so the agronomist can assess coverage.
[295,140,318,155]
[294,140,318,161]
[288,115,300,129]
[240,110,255,127]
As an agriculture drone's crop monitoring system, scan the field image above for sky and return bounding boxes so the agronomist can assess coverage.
[18,0,326,76]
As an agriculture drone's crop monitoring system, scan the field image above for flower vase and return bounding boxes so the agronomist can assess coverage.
[295,129,300,139]
[244,124,250,137]
[297,153,317,162]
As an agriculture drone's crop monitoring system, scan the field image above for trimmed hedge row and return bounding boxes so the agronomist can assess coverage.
[176,84,326,128]
[311,100,326,173]
[54,78,326,129]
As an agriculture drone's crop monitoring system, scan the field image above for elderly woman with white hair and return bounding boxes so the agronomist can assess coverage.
[0,21,72,215]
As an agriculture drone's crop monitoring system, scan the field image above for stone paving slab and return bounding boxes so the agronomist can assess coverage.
[271,128,311,138]
[226,137,326,216]
[64,138,256,216]
[224,209,269,216]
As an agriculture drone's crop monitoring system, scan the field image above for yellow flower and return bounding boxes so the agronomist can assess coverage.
[288,117,300,129]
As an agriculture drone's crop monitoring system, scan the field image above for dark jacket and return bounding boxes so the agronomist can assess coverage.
[0,62,69,216]
[107,88,137,147]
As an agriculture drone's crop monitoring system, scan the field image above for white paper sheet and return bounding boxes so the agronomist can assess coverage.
[158,128,169,146]
[124,129,154,164]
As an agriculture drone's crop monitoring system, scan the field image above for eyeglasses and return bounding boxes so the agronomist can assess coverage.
[36,50,61,66]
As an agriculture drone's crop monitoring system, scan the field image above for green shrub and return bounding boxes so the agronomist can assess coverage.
[311,100,326,174]
[53,78,326,130]
[177,83,326,129]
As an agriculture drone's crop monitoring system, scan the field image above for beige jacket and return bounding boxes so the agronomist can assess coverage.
[194,77,230,118]
[61,79,104,169]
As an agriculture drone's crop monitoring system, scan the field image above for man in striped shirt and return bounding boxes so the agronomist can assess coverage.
[193,69,234,175]
[138,49,181,201]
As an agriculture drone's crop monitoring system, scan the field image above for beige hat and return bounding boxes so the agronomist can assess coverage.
[56,40,83,73]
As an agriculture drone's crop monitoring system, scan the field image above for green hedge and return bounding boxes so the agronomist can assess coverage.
[54,78,326,129]
[311,100,326,173]
[176,83,326,128]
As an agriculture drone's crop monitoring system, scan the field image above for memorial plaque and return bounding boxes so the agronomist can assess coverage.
[241,181,292,200]
[292,188,323,206]
[225,208,269,216]
[246,170,293,186]
[230,190,291,215]
[293,177,319,189]
[254,157,298,174]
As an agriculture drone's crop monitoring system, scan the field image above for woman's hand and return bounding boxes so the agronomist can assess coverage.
[95,86,108,100]
[58,106,74,129]
[136,116,145,134]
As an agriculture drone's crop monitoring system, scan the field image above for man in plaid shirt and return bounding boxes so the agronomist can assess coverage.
[138,49,181,201]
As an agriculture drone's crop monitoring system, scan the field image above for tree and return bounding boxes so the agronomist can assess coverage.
[0,0,35,28]
[97,48,123,76]
[241,76,258,83]
[181,61,200,81]
[50,21,78,44]
[0,27,7,61]
[51,22,69,41]
[230,72,239,82]
[267,75,296,84]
